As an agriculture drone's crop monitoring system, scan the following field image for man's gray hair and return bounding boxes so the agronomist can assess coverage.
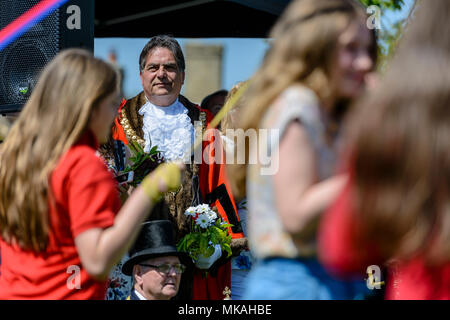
[139,35,185,73]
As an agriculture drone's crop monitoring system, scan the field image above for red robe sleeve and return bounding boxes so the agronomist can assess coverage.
[198,109,244,239]
[193,107,243,300]
[112,98,128,145]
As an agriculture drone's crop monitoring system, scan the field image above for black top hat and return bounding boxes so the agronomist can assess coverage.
[122,220,190,276]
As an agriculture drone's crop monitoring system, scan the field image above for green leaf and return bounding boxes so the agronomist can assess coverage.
[211,226,221,234]
[358,0,404,10]
[210,232,218,244]
[220,223,232,229]
[199,235,208,253]
[136,141,145,154]
[122,166,132,173]
[187,236,197,248]
[177,236,187,251]
[211,226,225,242]
[149,145,158,155]
[222,243,232,258]
[128,141,139,155]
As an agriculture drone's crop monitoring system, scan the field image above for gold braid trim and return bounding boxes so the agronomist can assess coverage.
[120,108,146,149]
[199,111,207,132]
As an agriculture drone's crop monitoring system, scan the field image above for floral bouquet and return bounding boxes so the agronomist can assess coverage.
[122,141,164,187]
[177,204,233,269]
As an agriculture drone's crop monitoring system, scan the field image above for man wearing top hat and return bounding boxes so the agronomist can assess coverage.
[122,220,190,300]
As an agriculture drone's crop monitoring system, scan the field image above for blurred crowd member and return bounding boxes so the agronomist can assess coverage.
[220,81,254,300]
[220,83,246,147]
[201,89,228,118]
[122,220,190,300]
[107,49,125,98]
[228,0,377,299]
[221,82,247,158]
[108,35,245,300]
[319,1,450,300]
[0,49,182,299]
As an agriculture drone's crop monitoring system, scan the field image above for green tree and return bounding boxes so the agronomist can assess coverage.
[358,0,413,70]
[358,0,404,10]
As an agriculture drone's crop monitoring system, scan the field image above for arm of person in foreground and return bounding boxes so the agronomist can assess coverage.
[75,162,183,281]
[273,121,347,240]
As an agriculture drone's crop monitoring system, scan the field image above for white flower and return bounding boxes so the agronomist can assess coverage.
[196,213,211,229]
[184,207,197,217]
[206,210,217,221]
[198,204,210,213]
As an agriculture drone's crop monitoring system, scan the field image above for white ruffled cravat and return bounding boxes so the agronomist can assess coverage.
[138,98,194,162]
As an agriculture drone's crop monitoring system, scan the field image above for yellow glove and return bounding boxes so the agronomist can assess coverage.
[140,162,182,202]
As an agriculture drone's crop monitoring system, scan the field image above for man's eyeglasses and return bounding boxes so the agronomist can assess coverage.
[139,263,186,275]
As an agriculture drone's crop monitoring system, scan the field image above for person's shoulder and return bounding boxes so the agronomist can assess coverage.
[281,84,319,107]
[178,94,199,109]
[60,134,107,172]
[64,145,105,172]
[119,91,146,115]
[275,84,321,120]
[53,143,108,187]
[64,132,97,158]
[262,84,320,131]
[179,95,212,122]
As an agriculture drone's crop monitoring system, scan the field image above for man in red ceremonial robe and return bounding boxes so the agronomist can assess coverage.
[108,35,246,300]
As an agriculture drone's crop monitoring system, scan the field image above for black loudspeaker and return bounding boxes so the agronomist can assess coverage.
[0,0,94,114]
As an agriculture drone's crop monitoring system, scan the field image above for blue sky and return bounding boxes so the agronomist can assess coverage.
[94,0,414,100]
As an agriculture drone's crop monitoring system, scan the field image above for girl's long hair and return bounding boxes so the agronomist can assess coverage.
[347,50,450,264]
[345,0,450,263]
[0,49,118,252]
[228,0,376,199]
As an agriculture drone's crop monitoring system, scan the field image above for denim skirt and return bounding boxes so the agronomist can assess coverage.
[242,257,368,300]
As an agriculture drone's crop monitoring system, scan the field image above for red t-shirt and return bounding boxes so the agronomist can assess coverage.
[318,177,450,300]
[0,130,120,299]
